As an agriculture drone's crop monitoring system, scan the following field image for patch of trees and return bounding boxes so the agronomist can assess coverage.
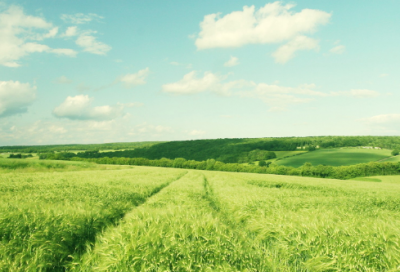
[8,154,33,159]
[392,150,399,156]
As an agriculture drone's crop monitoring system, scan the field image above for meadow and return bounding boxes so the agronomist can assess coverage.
[275,148,392,167]
[1,159,400,271]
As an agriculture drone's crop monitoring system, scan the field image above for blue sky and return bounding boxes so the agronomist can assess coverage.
[0,0,399,145]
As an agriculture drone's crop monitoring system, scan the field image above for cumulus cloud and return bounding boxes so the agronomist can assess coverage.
[0,80,36,117]
[195,2,330,50]
[119,68,150,88]
[53,95,124,121]
[0,5,77,67]
[61,13,103,24]
[75,32,111,55]
[330,44,345,54]
[224,56,239,67]
[272,35,319,63]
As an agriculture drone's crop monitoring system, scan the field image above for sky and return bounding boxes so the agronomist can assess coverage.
[1,0,400,145]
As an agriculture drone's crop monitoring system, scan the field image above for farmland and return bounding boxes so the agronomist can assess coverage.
[275,148,393,167]
[1,159,400,271]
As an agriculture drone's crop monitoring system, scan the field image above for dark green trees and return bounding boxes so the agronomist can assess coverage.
[392,150,400,156]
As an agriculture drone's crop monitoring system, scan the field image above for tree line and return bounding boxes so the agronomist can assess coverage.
[63,156,400,180]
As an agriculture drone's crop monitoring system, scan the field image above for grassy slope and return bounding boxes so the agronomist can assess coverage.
[275,148,392,167]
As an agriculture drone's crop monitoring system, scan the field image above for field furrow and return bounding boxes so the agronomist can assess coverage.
[74,171,272,271]
[0,167,186,271]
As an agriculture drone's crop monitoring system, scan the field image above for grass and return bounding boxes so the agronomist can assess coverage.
[1,163,400,271]
[352,177,382,182]
[274,150,308,159]
[275,147,393,167]
[0,167,186,271]
[379,155,400,163]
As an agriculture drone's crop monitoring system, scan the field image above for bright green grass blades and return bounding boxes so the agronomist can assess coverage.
[76,171,272,272]
[0,168,186,271]
[204,172,400,271]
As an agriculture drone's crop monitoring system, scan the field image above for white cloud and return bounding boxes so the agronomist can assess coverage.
[272,35,319,63]
[224,56,239,67]
[119,102,143,108]
[51,48,77,57]
[53,95,124,121]
[195,2,330,49]
[363,114,400,124]
[76,32,111,55]
[162,71,223,95]
[379,73,389,78]
[333,89,379,98]
[62,26,78,37]
[188,130,206,136]
[61,13,103,24]
[0,80,36,117]
[0,5,77,67]
[119,68,150,88]
[330,45,345,54]
[55,76,72,84]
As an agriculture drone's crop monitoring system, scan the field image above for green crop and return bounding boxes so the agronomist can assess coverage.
[1,164,400,271]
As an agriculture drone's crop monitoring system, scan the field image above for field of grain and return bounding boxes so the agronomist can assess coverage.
[1,161,400,271]
[275,148,392,167]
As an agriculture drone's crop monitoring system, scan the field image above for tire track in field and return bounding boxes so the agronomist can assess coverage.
[65,171,188,271]
[201,174,272,270]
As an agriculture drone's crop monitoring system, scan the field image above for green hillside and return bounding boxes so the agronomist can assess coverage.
[276,148,392,167]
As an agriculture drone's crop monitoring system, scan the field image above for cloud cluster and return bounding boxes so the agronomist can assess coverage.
[195,2,330,63]
[0,80,36,117]
[53,95,124,121]
[0,6,77,67]
[162,71,380,111]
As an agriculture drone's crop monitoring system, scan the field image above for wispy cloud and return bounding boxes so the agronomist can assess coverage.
[61,13,103,24]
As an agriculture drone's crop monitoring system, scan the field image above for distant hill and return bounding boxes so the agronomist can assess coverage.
[74,136,400,163]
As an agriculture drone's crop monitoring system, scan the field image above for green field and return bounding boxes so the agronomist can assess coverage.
[380,155,400,163]
[1,160,400,271]
[275,148,392,167]
[273,150,308,159]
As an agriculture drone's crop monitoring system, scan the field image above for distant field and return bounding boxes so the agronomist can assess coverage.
[275,148,392,167]
[273,150,308,159]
